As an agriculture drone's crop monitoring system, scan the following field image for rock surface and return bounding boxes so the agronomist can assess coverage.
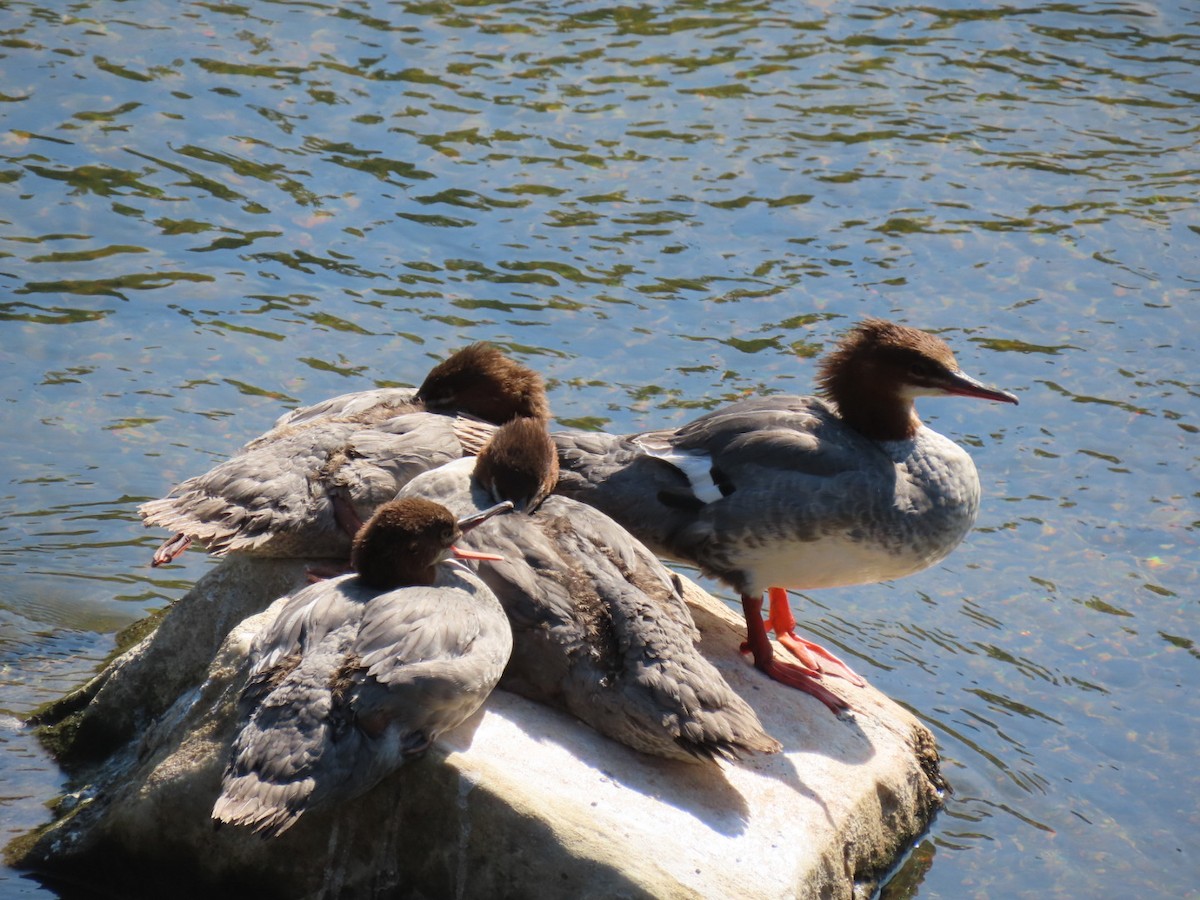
[11,557,944,899]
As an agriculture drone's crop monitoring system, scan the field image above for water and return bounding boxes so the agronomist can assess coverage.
[2,0,1198,896]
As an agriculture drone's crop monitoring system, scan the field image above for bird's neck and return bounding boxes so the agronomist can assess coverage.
[830,386,921,442]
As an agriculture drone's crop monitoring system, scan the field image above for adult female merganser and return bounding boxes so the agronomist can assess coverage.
[212,496,514,837]
[141,343,547,565]
[401,418,781,763]
[549,319,1019,712]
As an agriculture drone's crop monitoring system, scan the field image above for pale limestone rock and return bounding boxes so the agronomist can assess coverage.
[12,558,942,899]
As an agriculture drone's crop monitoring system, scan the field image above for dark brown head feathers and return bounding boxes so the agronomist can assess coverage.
[351,498,458,589]
[416,343,550,424]
[814,319,959,440]
[474,417,559,513]
[816,319,957,401]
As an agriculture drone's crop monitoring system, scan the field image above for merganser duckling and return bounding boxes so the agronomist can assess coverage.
[140,343,547,565]
[401,418,781,763]
[549,319,1019,712]
[211,496,514,837]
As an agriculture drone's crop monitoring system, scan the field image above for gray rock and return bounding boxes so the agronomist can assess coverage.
[10,558,943,899]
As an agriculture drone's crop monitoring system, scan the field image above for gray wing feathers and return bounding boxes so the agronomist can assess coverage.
[458,495,777,763]
[215,574,510,836]
[269,388,420,431]
[357,591,486,685]
[139,428,342,556]
[214,641,352,837]
[553,517,776,762]
[141,413,465,558]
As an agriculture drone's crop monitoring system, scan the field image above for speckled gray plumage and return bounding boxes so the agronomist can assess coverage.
[399,457,780,764]
[140,410,463,559]
[141,343,550,564]
[213,562,511,837]
[262,387,426,434]
[553,394,982,597]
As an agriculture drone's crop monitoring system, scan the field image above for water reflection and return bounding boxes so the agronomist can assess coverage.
[2,0,1199,896]
[1,303,112,324]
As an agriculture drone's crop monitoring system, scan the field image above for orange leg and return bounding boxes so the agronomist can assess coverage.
[764,587,866,687]
[740,595,849,714]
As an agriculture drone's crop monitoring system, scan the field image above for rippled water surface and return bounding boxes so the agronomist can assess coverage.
[2,0,1198,896]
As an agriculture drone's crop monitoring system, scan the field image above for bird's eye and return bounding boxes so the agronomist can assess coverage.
[909,359,939,379]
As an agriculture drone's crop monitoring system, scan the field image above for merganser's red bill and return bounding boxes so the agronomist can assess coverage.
[943,370,1019,405]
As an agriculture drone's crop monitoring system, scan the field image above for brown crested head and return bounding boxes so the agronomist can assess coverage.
[416,342,550,424]
[473,417,559,513]
[818,319,955,401]
[351,497,458,590]
[817,318,1018,440]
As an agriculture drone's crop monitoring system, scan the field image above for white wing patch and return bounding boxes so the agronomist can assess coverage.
[633,439,722,504]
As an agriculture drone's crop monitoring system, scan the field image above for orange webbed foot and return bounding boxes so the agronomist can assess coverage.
[741,594,851,715]
[739,642,851,714]
[764,587,866,687]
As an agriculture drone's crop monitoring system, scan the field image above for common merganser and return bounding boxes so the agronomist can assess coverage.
[211,496,514,837]
[140,343,547,565]
[401,418,781,763]
[548,319,1019,712]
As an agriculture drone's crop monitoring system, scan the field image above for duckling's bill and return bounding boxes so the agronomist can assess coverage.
[451,500,514,561]
[457,501,514,531]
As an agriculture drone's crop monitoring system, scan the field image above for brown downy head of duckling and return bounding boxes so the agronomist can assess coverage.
[472,417,559,514]
[415,343,550,424]
[352,497,513,589]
